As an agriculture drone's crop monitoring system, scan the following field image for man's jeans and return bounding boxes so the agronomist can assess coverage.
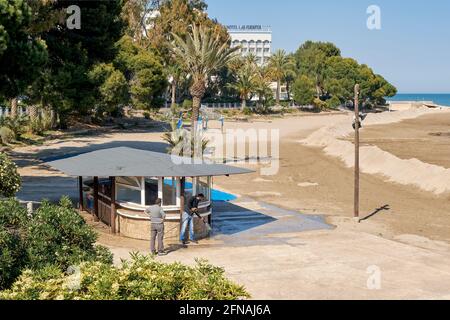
[151,223,164,253]
[180,212,195,242]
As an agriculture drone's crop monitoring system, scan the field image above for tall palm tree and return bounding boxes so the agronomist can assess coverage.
[268,49,296,106]
[171,24,239,132]
[227,61,257,110]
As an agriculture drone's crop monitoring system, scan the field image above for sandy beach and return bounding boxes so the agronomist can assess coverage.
[11,107,450,299]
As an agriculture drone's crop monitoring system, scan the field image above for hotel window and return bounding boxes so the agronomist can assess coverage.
[256,48,262,53]
[264,48,270,53]
[242,48,248,53]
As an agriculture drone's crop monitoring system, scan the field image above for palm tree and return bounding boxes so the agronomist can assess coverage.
[253,66,273,110]
[167,62,184,108]
[227,62,257,110]
[171,24,239,132]
[267,49,296,106]
[162,121,209,158]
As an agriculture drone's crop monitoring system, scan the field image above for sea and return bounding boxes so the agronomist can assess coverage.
[387,94,450,107]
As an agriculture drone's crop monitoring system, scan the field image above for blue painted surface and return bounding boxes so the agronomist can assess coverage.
[164,179,237,202]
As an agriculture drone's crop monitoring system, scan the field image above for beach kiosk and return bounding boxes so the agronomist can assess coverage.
[47,147,252,244]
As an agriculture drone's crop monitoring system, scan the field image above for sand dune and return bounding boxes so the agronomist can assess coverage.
[301,108,450,195]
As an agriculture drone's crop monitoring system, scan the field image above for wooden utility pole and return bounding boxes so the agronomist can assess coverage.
[78,176,83,212]
[110,177,116,234]
[354,84,360,221]
[93,176,99,222]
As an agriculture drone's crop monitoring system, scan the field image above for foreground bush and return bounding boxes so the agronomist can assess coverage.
[0,254,250,300]
[0,153,21,197]
[0,198,112,289]
[25,197,113,270]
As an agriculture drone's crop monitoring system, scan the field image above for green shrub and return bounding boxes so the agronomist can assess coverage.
[0,197,112,290]
[0,116,28,138]
[0,200,28,289]
[0,226,27,290]
[242,107,253,116]
[327,96,342,109]
[143,111,151,120]
[0,254,250,300]
[25,197,112,270]
[182,99,193,110]
[313,98,328,111]
[0,126,15,144]
[0,153,21,198]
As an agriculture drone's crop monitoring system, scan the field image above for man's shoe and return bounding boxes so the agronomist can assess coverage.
[182,241,190,245]
[158,252,168,256]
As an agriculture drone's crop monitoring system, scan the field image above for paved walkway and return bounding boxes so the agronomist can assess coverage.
[103,198,450,300]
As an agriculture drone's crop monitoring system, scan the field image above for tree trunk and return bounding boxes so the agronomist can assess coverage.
[241,97,246,111]
[10,98,18,118]
[189,80,206,135]
[286,81,291,102]
[191,96,202,133]
[171,80,177,107]
[29,105,38,121]
[276,80,281,106]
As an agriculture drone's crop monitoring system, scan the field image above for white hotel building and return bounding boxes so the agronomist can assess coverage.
[227,25,272,66]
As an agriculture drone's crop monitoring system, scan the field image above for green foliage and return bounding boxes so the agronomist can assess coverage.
[89,63,129,116]
[0,226,27,290]
[28,113,53,136]
[267,50,296,105]
[0,126,14,144]
[1,254,250,300]
[242,107,253,116]
[327,96,342,109]
[293,75,316,106]
[115,36,167,110]
[0,0,48,99]
[171,24,239,130]
[313,98,328,111]
[25,0,124,122]
[182,99,193,110]
[0,153,21,197]
[162,122,209,158]
[0,199,28,289]
[25,197,112,270]
[0,197,112,290]
[293,41,396,107]
[227,60,257,107]
[0,115,27,138]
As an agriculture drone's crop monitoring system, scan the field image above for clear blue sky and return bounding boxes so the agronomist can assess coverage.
[206,0,450,93]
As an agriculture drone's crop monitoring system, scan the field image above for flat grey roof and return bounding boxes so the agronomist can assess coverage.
[46,147,254,178]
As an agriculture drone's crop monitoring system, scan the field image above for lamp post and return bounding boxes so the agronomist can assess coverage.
[354,84,360,222]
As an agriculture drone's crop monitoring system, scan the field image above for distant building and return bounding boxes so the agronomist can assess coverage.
[226,25,272,66]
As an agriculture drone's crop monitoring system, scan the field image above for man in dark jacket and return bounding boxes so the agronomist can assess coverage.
[180,193,206,245]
